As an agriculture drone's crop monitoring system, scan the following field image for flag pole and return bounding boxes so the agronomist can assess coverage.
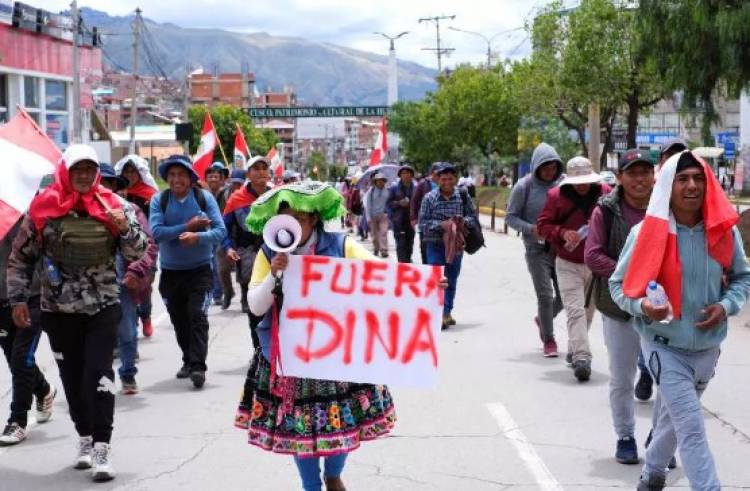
[208,112,231,169]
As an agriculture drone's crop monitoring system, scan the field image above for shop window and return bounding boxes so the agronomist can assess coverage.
[45,80,68,111]
[46,113,69,147]
[24,77,40,108]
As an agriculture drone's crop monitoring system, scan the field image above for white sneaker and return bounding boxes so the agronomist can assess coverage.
[0,423,27,446]
[74,436,93,469]
[91,442,116,481]
[36,386,57,423]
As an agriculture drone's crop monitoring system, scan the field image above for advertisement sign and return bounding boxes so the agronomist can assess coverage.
[278,255,444,387]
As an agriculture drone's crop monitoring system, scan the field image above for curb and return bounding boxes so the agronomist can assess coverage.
[478,206,506,218]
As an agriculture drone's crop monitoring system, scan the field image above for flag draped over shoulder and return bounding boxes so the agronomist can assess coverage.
[0,110,60,239]
[623,150,738,319]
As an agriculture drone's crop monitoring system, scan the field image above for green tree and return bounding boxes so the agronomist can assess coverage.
[638,0,750,144]
[187,104,278,167]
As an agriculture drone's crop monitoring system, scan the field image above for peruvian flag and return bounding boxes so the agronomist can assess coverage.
[0,110,60,240]
[369,117,388,166]
[234,123,251,169]
[267,146,284,179]
[623,151,738,319]
[193,112,218,179]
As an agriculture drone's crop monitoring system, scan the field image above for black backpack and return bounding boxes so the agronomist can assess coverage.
[459,188,485,254]
[160,187,207,214]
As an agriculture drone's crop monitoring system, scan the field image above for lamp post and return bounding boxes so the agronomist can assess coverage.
[373,31,409,106]
[448,26,520,69]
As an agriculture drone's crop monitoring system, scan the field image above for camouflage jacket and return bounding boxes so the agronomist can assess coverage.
[7,199,148,315]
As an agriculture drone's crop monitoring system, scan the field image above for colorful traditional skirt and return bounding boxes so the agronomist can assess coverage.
[234,351,396,457]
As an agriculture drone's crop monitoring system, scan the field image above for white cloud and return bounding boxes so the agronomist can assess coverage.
[31,0,546,67]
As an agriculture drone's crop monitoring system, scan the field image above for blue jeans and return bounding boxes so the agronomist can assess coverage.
[640,338,721,489]
[137,296,152,321]
[293,454,348,491]
[211,248,223,301]
[118,286,139,378]
[426,242,462,315]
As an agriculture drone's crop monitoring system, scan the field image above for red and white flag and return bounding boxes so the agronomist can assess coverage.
[234,123,251,169]
[267,147,284,179]
[369,117,388,166]
[0,109,60,239]
[193,112,218,179]
[623,151,738,319]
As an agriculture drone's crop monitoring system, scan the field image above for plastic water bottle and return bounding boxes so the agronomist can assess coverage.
[44,256,62,288]
[645,281,673,323]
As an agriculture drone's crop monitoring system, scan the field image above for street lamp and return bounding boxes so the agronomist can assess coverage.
[448,26,522,69]
[373,31,409,106]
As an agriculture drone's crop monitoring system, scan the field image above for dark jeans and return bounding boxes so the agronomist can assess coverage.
[524,243,563,341]
[418,233,427,264]
[159,265,213,372]
[43,304,120,443]
[426,242,463,315]
[394,226,416,263]
[0,298,50,427]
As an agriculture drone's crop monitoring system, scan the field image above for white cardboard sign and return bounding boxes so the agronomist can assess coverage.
[277,255,444,388]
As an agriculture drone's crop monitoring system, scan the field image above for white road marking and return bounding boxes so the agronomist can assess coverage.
[487,402,564,491]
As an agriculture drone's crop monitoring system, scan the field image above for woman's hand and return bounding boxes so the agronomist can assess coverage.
[270,252,289,277]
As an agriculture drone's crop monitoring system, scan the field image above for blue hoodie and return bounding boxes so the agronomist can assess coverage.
[610,223,750,351]
[149,189,227,271]
[506,142,564,246]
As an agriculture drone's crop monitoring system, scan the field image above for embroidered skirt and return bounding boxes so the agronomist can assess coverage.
[235,350,396,457]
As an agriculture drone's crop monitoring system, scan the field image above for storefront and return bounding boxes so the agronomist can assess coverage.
[0,1,102,148]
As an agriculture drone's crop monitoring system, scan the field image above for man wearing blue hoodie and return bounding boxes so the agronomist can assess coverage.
[149,155,226,389]
[610,151,750,490]
[506,143,564,357]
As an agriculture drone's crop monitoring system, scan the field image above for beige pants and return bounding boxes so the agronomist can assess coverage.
[556,257,596,362]
[370,214,390,254]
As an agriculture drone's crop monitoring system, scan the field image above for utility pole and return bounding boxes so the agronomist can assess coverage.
[183,61,191,154]
[129,7,141,155]
[71,0,81,143]
[419,15,455,73]
[588,103,601,171]
[449,26,521,69]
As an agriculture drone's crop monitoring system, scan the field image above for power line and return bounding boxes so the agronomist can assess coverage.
[418,14,456,73]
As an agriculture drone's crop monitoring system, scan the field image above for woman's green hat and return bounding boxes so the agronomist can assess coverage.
[246,181,347,234]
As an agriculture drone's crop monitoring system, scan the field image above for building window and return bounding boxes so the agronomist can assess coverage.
[46,113,69,147]
[0,74,7,123]
[45,80,68,111]
[24,76,40,109]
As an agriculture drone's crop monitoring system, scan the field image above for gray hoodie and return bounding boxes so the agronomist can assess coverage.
[506,142,563,246]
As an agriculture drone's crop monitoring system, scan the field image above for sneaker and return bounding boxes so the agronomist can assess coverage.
[543,339,558,357]
[381,251,389,258]
[36,386,57,423]
[120,376,139,395]
[572,359,591,382]
[0,423,27,446]
[615,436,639,464]
[635,369,653,401]
[176,364,190,379]
[636,473,666,490]
[441,316,451,331]
[91,442,116,481]
[645,429,677,470]
[142,318,153,337]
[446,314,457,326]
[190,370,206,389]
[74,436,94,469]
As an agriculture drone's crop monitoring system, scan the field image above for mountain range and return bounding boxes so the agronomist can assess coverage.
[80,8,437,106]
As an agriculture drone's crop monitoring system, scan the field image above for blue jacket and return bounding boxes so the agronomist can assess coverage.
[149,189,226,271]
[610,222,750,351]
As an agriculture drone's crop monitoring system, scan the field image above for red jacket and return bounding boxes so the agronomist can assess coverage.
[537,184,610,263]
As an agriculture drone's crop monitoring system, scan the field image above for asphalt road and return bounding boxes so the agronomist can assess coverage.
[1,221,750,490]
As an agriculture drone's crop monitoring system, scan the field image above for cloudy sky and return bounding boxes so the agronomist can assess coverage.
[30,0,566,68]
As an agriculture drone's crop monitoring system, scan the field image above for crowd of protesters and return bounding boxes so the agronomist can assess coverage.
[1,134,748,491]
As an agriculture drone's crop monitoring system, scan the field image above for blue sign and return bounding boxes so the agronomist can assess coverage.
[715,132,739,145]
[724,141,736,159]
[635,132,677,145]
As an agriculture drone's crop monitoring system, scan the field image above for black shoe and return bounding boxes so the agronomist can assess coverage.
[615,436,639,464]
[241,300,250,314]
[190,370,206,389]
[572,359,591,382]
[644,429,677,470]
[565,352,573,366]
[635,369,653,401]
[636,474,666,490]
[176,364,190,379]
[221,292,234,310]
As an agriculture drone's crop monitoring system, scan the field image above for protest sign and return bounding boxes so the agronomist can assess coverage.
[278,255,444,388]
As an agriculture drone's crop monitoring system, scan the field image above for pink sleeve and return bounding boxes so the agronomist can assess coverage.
[584,206,617,277]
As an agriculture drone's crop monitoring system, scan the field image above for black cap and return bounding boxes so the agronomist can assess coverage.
[618,149,653,172]
[660,138,687,157]
[437,163,457,175]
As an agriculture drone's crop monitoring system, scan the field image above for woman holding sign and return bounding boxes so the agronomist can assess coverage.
[234,182,395,491]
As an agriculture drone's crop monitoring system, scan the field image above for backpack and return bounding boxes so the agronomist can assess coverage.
[47,215,116,267]
[459,188,485,254]
[160,187,207,214]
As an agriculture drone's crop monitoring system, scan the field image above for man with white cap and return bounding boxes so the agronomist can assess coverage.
[365,172,390,257]
[7,144,148,481]
[538,156,611,382]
